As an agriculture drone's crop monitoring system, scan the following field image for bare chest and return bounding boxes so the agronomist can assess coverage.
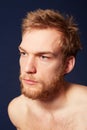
[18,112,87,130]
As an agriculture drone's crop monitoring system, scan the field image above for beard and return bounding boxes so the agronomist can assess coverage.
[19,70,65,101]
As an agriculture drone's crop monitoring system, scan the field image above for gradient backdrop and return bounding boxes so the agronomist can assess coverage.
[0,0,87,129]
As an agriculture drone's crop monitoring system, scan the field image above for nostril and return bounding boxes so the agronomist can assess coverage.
[24,63,36,73]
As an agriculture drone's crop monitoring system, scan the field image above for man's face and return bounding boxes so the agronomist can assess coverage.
[19,29,66,100]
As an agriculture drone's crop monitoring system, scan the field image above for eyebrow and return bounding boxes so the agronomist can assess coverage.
[18,46,27,52]
[18,46,57,57]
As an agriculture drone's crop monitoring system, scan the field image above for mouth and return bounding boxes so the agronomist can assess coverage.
[23,79,38,85]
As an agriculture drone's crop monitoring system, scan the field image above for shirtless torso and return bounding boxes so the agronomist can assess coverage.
[8,83,87,130]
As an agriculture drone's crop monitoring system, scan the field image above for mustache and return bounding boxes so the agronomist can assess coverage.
[19,73,37,81]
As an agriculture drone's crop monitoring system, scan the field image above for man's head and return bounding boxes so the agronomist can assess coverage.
[19,9,82,100]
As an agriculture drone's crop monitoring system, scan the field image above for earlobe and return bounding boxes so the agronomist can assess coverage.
[64,56,75,74]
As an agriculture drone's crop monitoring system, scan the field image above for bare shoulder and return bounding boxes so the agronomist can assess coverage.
[8,95,28,127]
[8,95,26,112]
[69,83,87,104]
[70,83,87,94]
[74,84,87,95]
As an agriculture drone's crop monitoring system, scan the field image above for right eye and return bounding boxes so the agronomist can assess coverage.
[19,51,27,56]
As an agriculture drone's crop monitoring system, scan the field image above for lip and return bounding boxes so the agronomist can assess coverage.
[23,79,38,85]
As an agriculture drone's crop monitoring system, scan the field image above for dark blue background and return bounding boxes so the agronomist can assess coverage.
[0,1,87,129]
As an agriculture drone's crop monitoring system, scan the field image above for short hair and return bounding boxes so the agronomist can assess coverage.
[22,9,82,59]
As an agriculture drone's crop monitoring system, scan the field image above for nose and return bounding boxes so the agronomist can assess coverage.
[24,56,36,74]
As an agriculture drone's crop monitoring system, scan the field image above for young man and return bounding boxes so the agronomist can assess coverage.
[8,9,87,130]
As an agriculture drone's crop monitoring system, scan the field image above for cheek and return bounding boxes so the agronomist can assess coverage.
[38,65,60,79]
[45,64,65,78]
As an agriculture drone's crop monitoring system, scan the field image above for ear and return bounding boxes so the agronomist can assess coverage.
[64,56,75,74]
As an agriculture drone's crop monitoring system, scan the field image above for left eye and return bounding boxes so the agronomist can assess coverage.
[41,55,49,59]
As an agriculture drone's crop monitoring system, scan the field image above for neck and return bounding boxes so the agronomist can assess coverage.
[36,81,69,111]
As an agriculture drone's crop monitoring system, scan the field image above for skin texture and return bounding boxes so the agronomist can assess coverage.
[8,29,87,130]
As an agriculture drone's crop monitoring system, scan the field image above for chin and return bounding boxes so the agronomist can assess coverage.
[21,85,44,99]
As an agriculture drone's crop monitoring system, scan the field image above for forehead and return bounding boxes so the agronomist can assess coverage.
[20,29,62,53]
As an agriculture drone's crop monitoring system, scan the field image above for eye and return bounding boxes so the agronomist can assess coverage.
[40,55,50,60]
[19,51,27,56]
[42,55,48,59]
